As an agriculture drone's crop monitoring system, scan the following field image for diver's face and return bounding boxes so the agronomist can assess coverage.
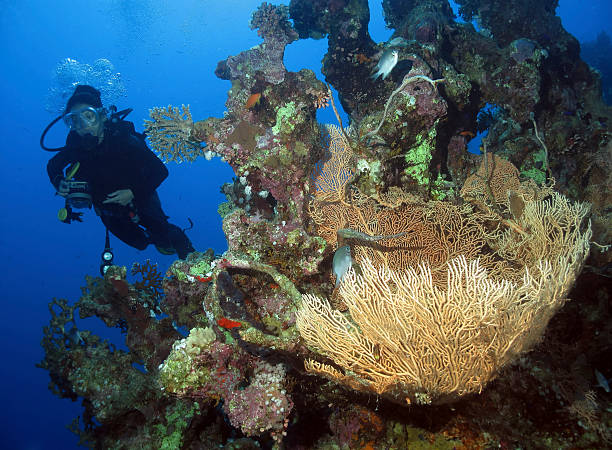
[66,102,106,139]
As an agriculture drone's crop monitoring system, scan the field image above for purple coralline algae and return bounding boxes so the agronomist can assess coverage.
[225,361,293,439]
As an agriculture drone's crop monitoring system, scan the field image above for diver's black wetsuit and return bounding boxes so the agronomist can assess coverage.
[47,120,194,259]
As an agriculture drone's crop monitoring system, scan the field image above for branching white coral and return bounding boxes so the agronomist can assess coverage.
[144,104,203,163]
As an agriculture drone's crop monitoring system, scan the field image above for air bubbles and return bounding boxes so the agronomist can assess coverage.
[45,58,127,113]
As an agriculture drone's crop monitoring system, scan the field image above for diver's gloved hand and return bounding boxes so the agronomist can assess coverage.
[103,189,134,206]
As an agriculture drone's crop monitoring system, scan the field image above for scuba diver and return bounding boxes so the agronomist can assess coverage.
[42,84,195,265]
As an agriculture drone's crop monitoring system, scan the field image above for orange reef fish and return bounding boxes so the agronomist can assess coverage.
[459,130,475,138]
[245,93,262,109]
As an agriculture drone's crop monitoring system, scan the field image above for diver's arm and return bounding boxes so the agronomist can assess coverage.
[47,149,74,190]
[127,135,169,200]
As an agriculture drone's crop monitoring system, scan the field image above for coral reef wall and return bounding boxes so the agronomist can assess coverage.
[38,1,611,448]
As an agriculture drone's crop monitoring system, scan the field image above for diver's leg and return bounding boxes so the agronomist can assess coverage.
[137,192,195,259]
[100,214,149,250]
[167,224,195,259]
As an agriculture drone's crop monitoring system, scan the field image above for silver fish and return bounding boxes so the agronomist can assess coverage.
[595,369,610,393]
[371,49,399,81]
[333,245,352,287]
[65,325,84,346]
[386,37,410,47]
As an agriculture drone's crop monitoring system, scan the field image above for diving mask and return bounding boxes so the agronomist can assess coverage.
[63,106,105,130]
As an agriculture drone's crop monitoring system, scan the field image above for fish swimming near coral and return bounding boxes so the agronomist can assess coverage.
[595,369,610,393]
[333,245,352,287]
[245,92,262,109]
[217,317,242,330]
[386,37,410,47]
[371,49,399,81]
[62,323,84,347]
[333,230,410,287]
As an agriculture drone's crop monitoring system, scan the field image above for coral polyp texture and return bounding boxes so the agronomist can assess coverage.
[39,0,612,448]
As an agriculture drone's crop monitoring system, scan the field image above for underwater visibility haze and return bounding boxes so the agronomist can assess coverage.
[0,0,611,448]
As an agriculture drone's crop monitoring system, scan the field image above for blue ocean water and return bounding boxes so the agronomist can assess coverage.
[0,1,609,448]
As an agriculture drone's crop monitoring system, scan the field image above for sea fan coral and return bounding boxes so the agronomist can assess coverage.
[298,190,591,405]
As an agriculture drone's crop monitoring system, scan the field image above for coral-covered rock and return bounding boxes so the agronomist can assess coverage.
[217,3,297,86]
[202,69,326,223]
[39,1,612,448]
[79,268,179,371]
[382,0,454,46]
[224,361,292,438]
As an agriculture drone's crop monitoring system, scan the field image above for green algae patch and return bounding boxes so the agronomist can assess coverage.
[272,101,298,135]
[404,127,436,186]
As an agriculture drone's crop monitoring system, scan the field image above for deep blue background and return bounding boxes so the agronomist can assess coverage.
[0,1,609,448]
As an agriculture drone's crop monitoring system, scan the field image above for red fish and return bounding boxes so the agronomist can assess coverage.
[217,317,242,329]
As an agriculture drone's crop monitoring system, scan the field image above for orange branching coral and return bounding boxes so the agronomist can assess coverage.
[303,148,592,405]
[493,192,591,270]
[460,153,521,207]
[311,124,355,202]
[314,91,331,109]
[310,185,499,278]
[299,256,541,403]
[131,260,164,301]
[459,154,559,238]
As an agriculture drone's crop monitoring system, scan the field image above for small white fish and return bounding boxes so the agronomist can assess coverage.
[595,369,610,393]
[371,49,399,81]
[66,325,84,346]
[333,245,352,287]
[386,37,409,47]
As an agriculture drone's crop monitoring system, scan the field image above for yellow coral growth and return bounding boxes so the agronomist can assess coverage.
[298,190,591,405]
[494,192,591,272]
[311,124,355,202]
[144,104,203,163]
